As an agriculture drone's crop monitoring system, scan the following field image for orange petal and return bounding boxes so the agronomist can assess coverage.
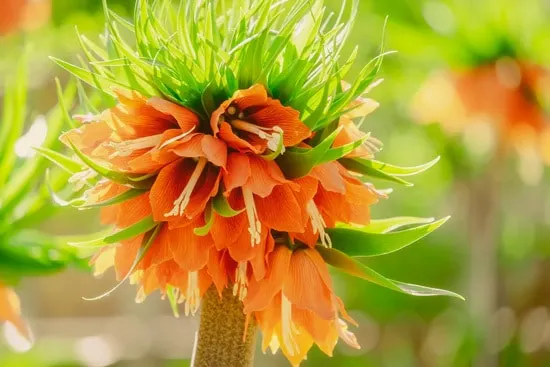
[206,248,232,296]
[249,231,275,281]
[210,212,247,250]
[283,249,334,320]
[247,99,311,147]
[310,162,346,193]
[60,121,113,155]
[168,222,213,271]
[114,235,143,279]
[147,97,199,132]
[141,225,171,268]
[292,308,339,356]
[102,94,176,140]
[232,84,269,110]
[149,159,194,227]
[201,135,227,168]
[223,153,251,193]
[115,192,152,228]
[218,121,262,153]
[244,246,291,313]
[255,185,305,233]
[243,156,287,197]
[184,165,221,220]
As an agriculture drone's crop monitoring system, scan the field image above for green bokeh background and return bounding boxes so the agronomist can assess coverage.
[1,0,549,366]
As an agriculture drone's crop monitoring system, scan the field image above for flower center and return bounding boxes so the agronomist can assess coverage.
[184,271,200,316]
[242,187,262,247]
[306,200,332,248]
[165,158,208,217]
[232,262,248,301]
[281,294,300,356]
[225,106,284,153]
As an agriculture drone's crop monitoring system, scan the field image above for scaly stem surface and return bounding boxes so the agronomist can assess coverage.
[193,286,257,367]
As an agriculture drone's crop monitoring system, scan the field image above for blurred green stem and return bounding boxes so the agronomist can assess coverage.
[468,146,505,367]
[193,286,257,367]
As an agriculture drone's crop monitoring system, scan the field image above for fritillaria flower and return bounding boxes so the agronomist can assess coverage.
[412,59,550,168]
[48,1,462,365]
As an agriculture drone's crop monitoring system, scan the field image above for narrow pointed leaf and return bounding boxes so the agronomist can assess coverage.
[328,217,450,257]
[68,216,156,248]
[368,156,441,177]
[317,247,464,300]
[356,216,437,234]
[276,126,342,178]
[339,157,414,186]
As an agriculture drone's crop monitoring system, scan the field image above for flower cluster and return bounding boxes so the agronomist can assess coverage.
[49,1,460,365]
[63,84,383,364]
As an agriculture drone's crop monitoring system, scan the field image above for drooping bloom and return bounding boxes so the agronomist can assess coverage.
[0,284,30,341]
[412,59,550,165]
[52,1,459,365]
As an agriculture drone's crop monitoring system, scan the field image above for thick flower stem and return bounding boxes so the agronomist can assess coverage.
[193,286,257,367]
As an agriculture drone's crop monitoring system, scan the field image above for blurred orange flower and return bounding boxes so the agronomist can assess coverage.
[0,284,30,341]
[0,0,51,36]
[412,58,550,164]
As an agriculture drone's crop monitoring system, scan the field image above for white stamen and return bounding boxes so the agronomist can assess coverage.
[108,134,163,158]
[165,158,207,217]
[73,113,100,124]
[242,187,262,247]
[336,318,361,349]
[232,262,248,301]
[231,120,284,154]
[69,169,98,192]
[306,200,332,248]
[358,134,383,158]
[227,106,237,115]
[281,294,299,356]
[184,271,200,316]
[365,182,392,199]
[268,335,280,354]
[158,127,195,149]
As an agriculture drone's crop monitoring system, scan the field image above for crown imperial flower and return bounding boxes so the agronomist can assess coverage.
[49,1,462,365]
